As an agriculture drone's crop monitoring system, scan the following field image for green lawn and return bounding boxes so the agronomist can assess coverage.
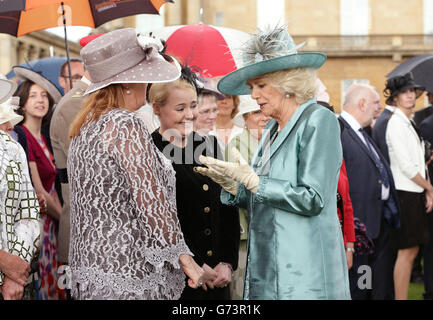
[408,282,425,300]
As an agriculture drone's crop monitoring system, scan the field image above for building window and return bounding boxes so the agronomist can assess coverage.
[424,0,433,34]
[341,79,370,104]
[340,0,369,35]
[214,12,224,26]
[257,0,285,29]
[136,6,165,33]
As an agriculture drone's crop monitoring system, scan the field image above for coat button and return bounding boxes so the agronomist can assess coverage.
[203,207,210,213]
[207,250,213,257]
[204,228,211,236]
[203,184,209,191]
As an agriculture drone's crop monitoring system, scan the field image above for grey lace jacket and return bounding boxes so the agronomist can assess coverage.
[67,109,192,300]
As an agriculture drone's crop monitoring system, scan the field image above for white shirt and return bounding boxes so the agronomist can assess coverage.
[80,75,91,86]
[209,124,244,152]
[135,104,160,134]
[340,111,390,200]
[386,108,426,193]
[385,105,396,113]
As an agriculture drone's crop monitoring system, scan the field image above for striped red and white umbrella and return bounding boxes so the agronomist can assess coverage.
[150,24,250,78]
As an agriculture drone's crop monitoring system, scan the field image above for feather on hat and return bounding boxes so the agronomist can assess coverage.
[217,24,326,95]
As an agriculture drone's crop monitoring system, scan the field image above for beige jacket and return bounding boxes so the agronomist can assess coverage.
[50,79,88,263]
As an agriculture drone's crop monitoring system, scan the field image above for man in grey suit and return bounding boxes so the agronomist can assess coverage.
[50,74,89,268]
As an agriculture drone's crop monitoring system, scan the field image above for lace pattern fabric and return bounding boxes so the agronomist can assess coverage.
[67,109,192,300]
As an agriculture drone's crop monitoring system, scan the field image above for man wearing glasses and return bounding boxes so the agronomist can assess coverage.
[58,58,85,94]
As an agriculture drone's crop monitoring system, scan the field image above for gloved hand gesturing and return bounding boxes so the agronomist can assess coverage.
[196,147,259,194]
[194,165,238,195]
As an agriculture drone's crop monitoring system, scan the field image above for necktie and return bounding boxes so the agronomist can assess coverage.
[359,128,389,188]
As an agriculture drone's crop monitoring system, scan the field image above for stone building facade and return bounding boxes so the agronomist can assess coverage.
[1,0,432,112]
[163,0,433,112]
[0,31,82,76]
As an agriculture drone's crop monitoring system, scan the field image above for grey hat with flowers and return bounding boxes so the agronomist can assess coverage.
[217,25,326,95]
[81,28,181,95]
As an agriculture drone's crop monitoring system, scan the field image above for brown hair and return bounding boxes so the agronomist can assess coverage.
[60,58,84,76]
[219,94,239,118]
[231,95,240,118]
[69,84,128,139]
[15,80,55,126]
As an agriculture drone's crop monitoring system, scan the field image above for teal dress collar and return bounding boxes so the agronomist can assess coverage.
[252,98,317,173]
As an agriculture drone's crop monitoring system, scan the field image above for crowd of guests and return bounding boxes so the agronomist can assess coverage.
[0,24,432,300]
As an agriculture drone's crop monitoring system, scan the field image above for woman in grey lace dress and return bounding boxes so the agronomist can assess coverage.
[67,29,214,300]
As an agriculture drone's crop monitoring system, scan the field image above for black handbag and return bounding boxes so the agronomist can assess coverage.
[337,191,375,255]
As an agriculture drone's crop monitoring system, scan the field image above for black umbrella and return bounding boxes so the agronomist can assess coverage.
[386,53,433,92]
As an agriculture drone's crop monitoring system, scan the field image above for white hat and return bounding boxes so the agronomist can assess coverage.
[0,74,17,104]
[232,95,260,127]
[0,96,23,126]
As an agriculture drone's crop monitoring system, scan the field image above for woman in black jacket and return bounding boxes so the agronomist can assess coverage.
[149,68,240,300]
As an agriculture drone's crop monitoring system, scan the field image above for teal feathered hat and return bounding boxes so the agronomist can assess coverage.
[217,25,326,95]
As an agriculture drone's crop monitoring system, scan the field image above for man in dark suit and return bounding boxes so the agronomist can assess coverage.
[372,105,395,164]
[339,84,400,300]
[419,114,433,299]
[413,92,433,126]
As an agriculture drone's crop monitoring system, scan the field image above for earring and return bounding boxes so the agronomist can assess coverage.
[125,87,131,95]
[285,93,290,99]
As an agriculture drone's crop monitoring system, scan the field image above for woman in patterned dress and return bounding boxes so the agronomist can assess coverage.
[15,80,65,300]
[67,29,214,300]
[0,78,41,300]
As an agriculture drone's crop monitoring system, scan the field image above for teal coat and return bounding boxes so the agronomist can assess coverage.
[221,99,351,300]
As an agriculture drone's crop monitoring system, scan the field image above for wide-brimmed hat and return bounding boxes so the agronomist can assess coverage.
[232,95,260,127]
[13,64,63,104]
[217,25,326,95]
[197,77,225,100]
[0,74,17,104]
[81,28,181,95]
[384,73,425,106]
[0,96,23,126]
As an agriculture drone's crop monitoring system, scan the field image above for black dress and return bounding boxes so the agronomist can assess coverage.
[152,130,240,300]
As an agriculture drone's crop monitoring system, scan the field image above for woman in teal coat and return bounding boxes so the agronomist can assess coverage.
[196,25,351,300]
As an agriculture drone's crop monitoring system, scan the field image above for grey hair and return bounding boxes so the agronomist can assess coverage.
[256,67,318,105]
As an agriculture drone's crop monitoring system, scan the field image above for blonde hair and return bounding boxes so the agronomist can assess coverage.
[257,67,318,105]
[149,78,196,108]
[69,84,129,139]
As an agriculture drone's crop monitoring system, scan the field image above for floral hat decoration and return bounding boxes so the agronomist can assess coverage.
[80,28,181,96]
[217,24,326,96]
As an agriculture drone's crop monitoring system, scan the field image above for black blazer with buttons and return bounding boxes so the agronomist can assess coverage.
[151,130,240,271]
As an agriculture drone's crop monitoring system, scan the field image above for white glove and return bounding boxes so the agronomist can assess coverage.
[198,147,259,194]
[194,165,238,195]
